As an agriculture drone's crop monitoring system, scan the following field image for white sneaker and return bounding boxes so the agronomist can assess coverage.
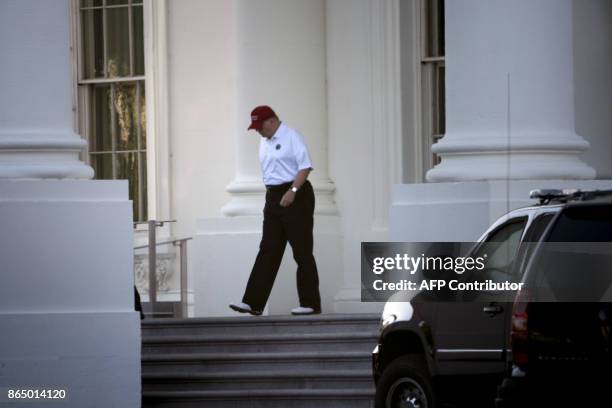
[229,302,262,316]
[291,306,321,315]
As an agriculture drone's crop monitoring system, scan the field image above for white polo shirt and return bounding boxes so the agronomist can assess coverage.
[259,123,313,186]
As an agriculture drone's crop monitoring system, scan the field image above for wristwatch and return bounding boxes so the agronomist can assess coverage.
[291,186,298,193]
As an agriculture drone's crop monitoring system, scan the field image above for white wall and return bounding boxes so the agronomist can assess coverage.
[167,0,236,239]
[162,0,612,314]
[573,0,612,179]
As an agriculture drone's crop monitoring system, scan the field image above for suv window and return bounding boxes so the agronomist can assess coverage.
[474,218,527,283]
[524,213,555,243]
[510,213,556,280]
[547,205,612,242]
[531,204,612,301]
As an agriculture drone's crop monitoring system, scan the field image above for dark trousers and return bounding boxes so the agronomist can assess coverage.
[242,180,321,312]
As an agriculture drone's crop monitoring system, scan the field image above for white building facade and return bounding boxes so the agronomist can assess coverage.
[2,3,612,404]
[161,0,612,316]
[2,0,611,404]
[69,0,612,317]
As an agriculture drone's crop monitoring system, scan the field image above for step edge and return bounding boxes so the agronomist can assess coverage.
[142,369,373,380]
[141,314,381,327]
[141,351,372,363]
[142,388,376,399]
[142,332,379,344]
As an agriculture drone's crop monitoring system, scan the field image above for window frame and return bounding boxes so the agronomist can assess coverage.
[400,0,445,183]
[70,0,170,223]
[419,0,445,176]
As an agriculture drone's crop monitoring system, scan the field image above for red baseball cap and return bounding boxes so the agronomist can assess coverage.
[248,105,276,130]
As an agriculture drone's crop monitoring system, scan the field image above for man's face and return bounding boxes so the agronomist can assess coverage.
[257,117,278,139]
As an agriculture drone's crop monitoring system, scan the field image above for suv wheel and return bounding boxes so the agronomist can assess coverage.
[375,355,434,408]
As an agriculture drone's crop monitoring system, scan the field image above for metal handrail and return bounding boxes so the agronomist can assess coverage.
[134,219,191,318]
[134,237,192,250]
[133,219,176,229]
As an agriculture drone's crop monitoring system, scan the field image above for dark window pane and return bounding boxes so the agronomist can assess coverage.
[80,0,102,8]
[90,85,112,152]
[107,0,129,5]
[437,0,445,56]
[438,65,445,134]
[92,153,113,179]
[107,7,130,77]
[133,6,145,75]
[549,206,612,242]
[116,152,141,220]
[112,83,138,150]
[525,214,555,243]
[140,152,148,221]
[425,0,444,58]
[138,82,146,148]
[81,8,104,78]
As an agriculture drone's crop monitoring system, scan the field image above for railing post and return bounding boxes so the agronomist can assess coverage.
[148,220,158,313]
[179,240,188,318]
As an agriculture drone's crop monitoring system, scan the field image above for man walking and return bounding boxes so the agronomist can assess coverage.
[230,106,321,316]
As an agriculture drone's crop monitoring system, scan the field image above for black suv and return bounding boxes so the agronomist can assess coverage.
[495,191,612,407]
[372,189,612,408]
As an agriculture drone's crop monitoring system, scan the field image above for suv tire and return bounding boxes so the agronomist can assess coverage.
[375,355,435,408]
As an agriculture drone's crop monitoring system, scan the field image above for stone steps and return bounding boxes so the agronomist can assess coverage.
[141,314,379,408]
[142,314,379,336]
[142,389,375,408]
[142,350,371,372]
[142,369,372,391]
[142,331,378,354]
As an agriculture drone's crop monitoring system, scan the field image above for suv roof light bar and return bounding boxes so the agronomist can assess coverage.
[530,189,612,205]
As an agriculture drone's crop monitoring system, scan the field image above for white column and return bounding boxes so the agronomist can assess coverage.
[0,1,93,179]
[222,0,336,216]
[194,0,343,317]
[392,0,612,253]
[0,1,139,406]
[427,0,596,182]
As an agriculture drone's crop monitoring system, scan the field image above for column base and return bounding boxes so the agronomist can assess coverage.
[427,132,596,182]
[222,178,338,216]
[0,179,139,407]
[0,131,93,179]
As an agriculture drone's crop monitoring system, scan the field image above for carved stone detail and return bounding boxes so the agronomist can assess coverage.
[134,253,176,294]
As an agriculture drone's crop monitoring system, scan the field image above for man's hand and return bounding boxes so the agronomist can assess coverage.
[280,190,296,207]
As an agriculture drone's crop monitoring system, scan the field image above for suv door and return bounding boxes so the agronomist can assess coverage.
[434,217,528,376]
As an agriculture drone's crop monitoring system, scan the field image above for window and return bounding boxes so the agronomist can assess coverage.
[76,0,147,221]
[474,218,527,282]
[420,0,445,173]
[510,213,556,280]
